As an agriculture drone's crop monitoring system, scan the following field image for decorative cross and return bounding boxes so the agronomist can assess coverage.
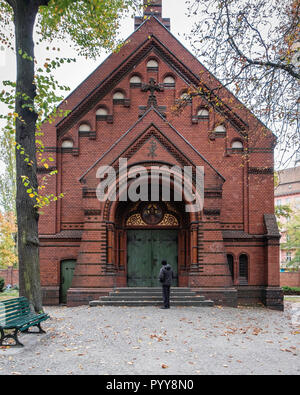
[147,139,157,158]
[142,78,164,108]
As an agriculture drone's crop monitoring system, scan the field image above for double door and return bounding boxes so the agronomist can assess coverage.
[127,229,178,287]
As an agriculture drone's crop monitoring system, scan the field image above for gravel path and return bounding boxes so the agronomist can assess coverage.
[0,302,299,375]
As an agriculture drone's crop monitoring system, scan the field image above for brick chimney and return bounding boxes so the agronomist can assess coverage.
[144,0,162,17]
[135,0,171,30]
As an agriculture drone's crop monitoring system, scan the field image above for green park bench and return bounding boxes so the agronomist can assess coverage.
[0,297,50,347]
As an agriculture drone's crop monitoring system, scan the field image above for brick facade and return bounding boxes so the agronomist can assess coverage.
[0,268,19,287]
[275,165,300,268]
[280,271,300,288]
[38,1,283,310]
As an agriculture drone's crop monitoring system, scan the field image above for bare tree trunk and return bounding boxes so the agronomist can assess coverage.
[13,0,42,312]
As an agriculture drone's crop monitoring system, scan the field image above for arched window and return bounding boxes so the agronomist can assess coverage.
[179,91,192,105]
[61,139,74,149]
[180,92,189,100]
[147,59,159,71]
[227,254,234,279]
[239,254,248,285]
[163,75,175,87]
[96,107,108,116]
[78,123,91,132]
[113,91,126,104]
[113,91,125,100]
[197,108,209,119]
[96,107,108,120]
[214,124,226,134]
[130,75,142,87]
[231,140,244,150]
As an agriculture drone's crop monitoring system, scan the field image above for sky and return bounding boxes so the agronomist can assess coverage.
[0,0,196,175]
[0,0,295,172]
[0,0,193,100]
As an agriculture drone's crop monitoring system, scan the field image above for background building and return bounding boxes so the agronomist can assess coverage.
[275,165,300,268]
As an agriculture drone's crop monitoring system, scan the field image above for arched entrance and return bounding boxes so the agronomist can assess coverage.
[102,163,203,288]
[115,200,190,287]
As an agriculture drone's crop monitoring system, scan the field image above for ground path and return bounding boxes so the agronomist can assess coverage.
[0,301,299,375]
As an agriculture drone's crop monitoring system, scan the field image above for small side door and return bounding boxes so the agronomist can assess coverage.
[60,260,76,304]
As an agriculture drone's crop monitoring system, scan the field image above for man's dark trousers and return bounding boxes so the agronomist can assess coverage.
[162,285,171,308]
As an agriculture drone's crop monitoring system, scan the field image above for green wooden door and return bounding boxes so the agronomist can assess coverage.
[152,230,178,286]
[60,260,76,304]
[127,230,178,287]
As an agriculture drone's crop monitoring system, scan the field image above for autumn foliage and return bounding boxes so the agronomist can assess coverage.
[0,211,17,268]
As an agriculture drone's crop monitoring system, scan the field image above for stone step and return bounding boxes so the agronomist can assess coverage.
[102,295,206,302]
[113,287,192,292]
[89,287,214,308]
[90,300,214,307]
[110,291,197,297]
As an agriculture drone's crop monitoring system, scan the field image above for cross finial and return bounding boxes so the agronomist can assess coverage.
[142,78,164,108]
[135,0,170,30]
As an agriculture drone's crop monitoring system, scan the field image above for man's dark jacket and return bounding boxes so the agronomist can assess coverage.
[159,264,174,285]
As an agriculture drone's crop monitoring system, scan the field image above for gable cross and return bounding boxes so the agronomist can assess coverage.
[147,139,158,159]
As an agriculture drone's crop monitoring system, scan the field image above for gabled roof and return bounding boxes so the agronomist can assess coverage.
[79,106,225,186]
[54,15,273,140]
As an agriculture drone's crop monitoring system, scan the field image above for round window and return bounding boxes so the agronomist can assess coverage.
[141,203,164,225]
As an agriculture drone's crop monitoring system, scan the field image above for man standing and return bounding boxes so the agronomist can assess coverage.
[159,260,175,309]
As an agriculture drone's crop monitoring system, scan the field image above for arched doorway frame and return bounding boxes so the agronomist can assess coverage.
[102,162,202,287]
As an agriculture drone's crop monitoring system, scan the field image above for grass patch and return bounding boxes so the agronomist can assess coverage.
[0,289,19,301]
[284,296,300,302]
[282,286,300,295]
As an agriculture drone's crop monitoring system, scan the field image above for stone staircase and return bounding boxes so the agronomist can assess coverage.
[89,287,214,307]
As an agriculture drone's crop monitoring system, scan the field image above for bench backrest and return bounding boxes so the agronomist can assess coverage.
[0,297,31,327]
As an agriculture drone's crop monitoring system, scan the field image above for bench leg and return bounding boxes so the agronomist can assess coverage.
[0,328,24,347]
[23,322,46,334]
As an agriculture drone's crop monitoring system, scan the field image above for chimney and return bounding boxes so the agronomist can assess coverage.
[135,0,171,30]
[143,0,162,18]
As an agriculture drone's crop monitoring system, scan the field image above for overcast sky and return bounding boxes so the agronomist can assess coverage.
[0,0,195,175]
[0,0,193,98]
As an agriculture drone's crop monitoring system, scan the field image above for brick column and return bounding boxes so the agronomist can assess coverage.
[263,214,284,311]
[67,208,114,306]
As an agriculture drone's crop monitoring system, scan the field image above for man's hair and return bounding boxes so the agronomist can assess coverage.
[161,260,167,265]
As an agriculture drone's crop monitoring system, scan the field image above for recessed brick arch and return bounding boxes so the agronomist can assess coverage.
[100,162,203,286]
[103,163,202,224]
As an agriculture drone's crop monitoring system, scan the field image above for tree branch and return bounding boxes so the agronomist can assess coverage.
[4,0,16,11]
[36,0,51,5]
[224,0,300,80]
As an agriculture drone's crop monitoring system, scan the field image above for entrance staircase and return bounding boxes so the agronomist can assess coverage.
[89,287,214,307]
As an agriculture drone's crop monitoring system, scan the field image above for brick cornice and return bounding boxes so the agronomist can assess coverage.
[248,167,274,174]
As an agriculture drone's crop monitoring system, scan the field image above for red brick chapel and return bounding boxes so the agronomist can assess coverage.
[39,0,283,310]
